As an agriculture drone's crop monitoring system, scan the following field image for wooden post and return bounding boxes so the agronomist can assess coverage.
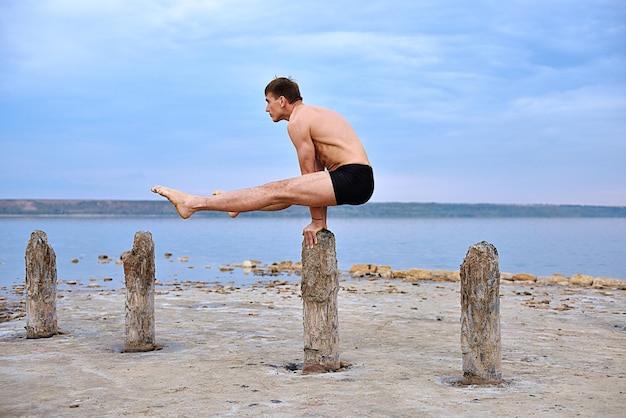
[25,230,58,338]
[460,241,502,384]
[301,229,340,373]
[122,231,156,352]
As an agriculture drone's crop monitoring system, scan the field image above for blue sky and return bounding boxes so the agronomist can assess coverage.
[1,0,625,205]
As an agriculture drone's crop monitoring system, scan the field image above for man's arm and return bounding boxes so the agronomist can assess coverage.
[307,156,327,221]
[288,117,327,247]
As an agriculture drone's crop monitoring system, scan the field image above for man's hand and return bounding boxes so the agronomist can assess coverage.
[303,219,326,249]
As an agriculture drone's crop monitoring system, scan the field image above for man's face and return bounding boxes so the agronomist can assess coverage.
[265,93,285,122]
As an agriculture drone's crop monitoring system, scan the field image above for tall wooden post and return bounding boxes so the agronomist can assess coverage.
[122,231,156,352]
[301,229,340,374]
[25,230,58,338]
[460,241,502,384]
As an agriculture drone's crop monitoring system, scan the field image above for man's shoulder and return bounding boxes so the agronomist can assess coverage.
[306,104,333,113]
[295,104,337,120]
[288,104,341,133]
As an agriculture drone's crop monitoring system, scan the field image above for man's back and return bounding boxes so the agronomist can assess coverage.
[288,104,370,171]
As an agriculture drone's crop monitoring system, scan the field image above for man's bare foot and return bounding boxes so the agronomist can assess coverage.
[151,185,195,219]
[212,190,239,218]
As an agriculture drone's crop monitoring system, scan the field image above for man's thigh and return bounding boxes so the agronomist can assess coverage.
[281,171,337,207]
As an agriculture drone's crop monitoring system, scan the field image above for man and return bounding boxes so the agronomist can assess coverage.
[152,77,374,248]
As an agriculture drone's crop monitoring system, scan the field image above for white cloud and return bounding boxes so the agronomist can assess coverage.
[511,84,626,116]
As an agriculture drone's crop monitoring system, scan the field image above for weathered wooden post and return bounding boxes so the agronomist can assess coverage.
[301,229,340,374]
[25,230,59,338]
[460,241,502,384]
[122,231,156,352]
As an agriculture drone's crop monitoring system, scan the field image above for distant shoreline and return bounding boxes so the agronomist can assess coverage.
[1,199,625,218]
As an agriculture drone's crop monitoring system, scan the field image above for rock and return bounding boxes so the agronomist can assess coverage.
[276,260,295,270]
[431,270,460,282]
[377,265,393,279]
[500,272,514,285]
[265,260,297,274]
[569,274,594,287]
[349,264,378,277]
[392,270,408,279]
[536,275,569,286]
[512,273,537,283]
[402,268,431,282]
[592,277,625,289]
[242,260,256,268]
[302,363,327,375]
[266,265,281,274]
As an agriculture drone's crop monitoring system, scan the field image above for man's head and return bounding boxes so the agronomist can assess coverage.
[265,77,303,122]
[264,77,303,103]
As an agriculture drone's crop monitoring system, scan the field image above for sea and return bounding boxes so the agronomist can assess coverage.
[1,216,624,293]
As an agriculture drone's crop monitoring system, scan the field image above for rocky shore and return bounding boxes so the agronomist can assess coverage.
[347,263,626,289]
[1,260,624,324]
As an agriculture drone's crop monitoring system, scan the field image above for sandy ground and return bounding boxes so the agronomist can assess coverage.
[0,278,624,418]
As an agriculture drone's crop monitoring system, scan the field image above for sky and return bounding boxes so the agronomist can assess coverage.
[1,0,625,205]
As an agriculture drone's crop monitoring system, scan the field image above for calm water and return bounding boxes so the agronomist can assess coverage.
[1,217,624,292]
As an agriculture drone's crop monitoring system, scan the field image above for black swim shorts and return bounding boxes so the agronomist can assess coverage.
[329,164,374,205]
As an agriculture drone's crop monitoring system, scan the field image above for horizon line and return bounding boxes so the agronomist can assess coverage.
[0,198,625,209]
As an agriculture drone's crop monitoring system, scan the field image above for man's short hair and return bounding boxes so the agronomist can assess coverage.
[265,77,303,103]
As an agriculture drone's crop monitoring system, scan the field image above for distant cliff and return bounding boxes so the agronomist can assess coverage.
[1,200,625,218]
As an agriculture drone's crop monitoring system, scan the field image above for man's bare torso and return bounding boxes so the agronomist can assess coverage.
[288,104,370,171]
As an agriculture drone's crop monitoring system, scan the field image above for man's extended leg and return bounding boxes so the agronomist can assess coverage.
[212,190,292,218]
[151,171,336,219]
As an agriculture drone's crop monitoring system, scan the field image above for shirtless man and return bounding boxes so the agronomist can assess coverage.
[152,77,374,248]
